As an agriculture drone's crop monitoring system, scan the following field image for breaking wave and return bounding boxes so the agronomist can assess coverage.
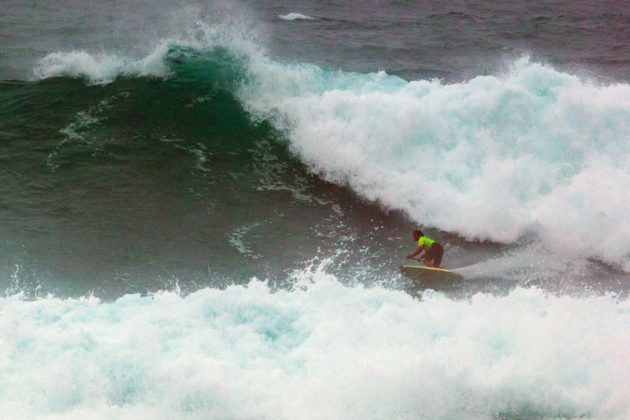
[31,21,630,271]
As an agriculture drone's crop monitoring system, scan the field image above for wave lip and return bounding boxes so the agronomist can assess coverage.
[30,9,262,86]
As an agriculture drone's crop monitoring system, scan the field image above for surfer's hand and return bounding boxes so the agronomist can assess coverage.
[406,254,413,259]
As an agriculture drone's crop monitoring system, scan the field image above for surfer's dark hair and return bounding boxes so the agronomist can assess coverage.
[413,229,423,237]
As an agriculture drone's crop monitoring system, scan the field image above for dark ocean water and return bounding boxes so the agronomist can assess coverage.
[1,1,630,418]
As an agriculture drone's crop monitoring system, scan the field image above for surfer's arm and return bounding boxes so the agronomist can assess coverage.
[406,246,424,259]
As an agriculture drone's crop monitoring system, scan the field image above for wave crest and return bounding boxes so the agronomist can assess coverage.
[33,47,171,85]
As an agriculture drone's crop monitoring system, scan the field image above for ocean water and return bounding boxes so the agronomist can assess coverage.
[1,1,630,418]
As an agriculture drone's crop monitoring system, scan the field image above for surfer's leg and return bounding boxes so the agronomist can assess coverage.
[423,248,437,267]
[433,244,444,268]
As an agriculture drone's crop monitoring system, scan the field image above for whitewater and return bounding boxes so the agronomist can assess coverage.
[2,265,630,419]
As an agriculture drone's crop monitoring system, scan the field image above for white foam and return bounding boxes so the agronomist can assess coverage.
[1,266,629,419]
[279,13,317,21]
[239,57,630,271]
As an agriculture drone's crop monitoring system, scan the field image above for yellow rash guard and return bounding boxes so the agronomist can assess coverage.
[417,236,435,251]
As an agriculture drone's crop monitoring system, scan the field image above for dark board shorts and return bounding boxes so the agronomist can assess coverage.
[426,243,444,267]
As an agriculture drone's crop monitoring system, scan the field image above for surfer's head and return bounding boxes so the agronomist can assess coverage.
[413,230,423,241]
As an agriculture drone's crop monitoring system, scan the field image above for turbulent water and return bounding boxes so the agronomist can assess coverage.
[1,1,630,418]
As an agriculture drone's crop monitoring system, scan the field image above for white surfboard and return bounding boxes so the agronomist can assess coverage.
[400,265,464,281]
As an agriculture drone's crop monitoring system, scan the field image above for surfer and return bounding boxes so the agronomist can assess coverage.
[406,230,444,268]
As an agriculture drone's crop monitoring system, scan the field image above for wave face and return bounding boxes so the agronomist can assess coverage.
[32,48,172,85]
[2,268,630,419]
[239,57,630,270]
